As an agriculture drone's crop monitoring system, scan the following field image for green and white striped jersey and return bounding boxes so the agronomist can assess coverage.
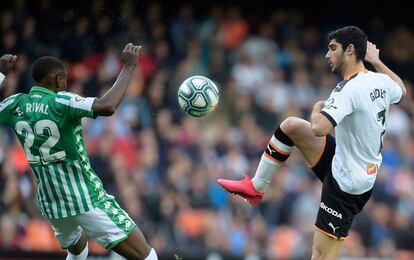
[0,86,109,219]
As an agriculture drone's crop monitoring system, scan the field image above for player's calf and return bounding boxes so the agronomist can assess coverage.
[217,122,294,204]
[66,233,88,260]
[112,228,158,260]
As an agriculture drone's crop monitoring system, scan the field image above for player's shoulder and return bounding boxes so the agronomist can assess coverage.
[361,71,399,90]
[333,73,360,93]
[0,93,24,112]
[335,71,381,92]
[0,93,24,105]
[56,91,77,99]
[358,70,394,84]
[3,93,24,101]
[55,91,77,105]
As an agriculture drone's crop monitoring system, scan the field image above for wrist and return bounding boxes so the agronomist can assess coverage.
[123,64,136,71]
[369,59,383,68]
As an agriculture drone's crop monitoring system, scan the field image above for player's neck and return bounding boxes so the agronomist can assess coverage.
[39,85,58,93]
[342,62,366,80]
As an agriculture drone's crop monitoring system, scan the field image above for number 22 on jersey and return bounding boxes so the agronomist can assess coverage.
[15,119,66,164]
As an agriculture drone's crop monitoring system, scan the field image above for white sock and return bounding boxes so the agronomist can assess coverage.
[66,242,88,260]
[252,136,293,192]
[252,155,281,192]
[145,248,158,260]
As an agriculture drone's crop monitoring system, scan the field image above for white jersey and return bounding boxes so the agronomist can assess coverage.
[321,71,403,195]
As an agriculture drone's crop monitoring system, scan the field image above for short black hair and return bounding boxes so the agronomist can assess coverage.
[328,26,367,61]
[32,56,65,83]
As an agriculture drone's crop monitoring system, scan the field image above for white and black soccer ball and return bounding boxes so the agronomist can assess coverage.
[177,75,219,117]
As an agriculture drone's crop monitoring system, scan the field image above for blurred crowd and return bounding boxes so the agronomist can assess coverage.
[1,0,414,259]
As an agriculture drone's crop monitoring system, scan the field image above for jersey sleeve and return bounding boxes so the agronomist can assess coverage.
[321,86,357,127]
[56,92,96,120]
[0,94,19,125]
[383,74,403,104]
[0,73,5,85]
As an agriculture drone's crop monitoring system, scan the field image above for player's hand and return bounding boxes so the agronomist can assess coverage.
[121,43,142,67]
[0,54,17,75]
[313,101,325,112]
[364,41,380,64]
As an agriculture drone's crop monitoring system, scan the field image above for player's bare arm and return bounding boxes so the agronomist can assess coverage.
[311,100,333,136]
[365,41,407,96]
[92,43,142,116]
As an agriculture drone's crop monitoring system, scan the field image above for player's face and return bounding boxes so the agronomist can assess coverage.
[325,39,346,75]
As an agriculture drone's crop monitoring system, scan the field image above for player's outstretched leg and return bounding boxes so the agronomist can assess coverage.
[217,117,325,205]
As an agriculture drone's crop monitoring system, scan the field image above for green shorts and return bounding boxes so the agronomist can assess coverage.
[49,197,136,249]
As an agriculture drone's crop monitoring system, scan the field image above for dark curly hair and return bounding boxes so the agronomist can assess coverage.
[328,26,367,61]
[32,56,65,83]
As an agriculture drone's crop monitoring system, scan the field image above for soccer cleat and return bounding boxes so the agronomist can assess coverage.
[217,175,264,205]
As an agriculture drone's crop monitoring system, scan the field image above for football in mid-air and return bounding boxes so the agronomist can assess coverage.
[177,75,219,117]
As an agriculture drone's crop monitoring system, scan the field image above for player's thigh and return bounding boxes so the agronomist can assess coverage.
[78,204,150,259]
[280,117,326,166]
[312,229,343,260]
[49,216,83,249]
[111,227,151,260]
[77,204,136,249]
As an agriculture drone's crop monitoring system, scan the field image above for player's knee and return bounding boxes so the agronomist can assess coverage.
[280,117,307,137]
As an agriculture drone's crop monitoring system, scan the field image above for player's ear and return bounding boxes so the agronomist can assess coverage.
[55,75,62,90]
[345,44,355,56]
[56,71,66,90]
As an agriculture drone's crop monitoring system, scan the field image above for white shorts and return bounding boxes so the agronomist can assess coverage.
[49,205,136,249]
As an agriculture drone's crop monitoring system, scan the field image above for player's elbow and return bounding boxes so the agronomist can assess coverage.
[311,123,329,137]
[401,85,407,97]
[92,99,116,116]
[100,107,116,116]
[311,113,333,136]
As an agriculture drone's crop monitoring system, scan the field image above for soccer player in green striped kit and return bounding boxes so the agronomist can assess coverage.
[0,44,158,259]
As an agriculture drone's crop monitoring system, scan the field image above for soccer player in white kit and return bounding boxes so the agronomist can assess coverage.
[218,26,407,259]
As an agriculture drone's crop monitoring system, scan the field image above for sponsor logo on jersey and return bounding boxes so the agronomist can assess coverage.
[324,98,337,109]
[320,202,342,219]
[366,163,378,175]
[74,96,85,102]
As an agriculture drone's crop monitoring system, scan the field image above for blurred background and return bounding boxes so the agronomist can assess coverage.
[1,0,414,259]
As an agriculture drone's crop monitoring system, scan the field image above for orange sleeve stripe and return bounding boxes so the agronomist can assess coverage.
[263,152,283,164]
[309,136,327,169]
[269,141,291,156]
[314,225,345,240]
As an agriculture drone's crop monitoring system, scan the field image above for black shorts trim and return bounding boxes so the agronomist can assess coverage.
[314,225,345,240]
[311,135,335,182]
